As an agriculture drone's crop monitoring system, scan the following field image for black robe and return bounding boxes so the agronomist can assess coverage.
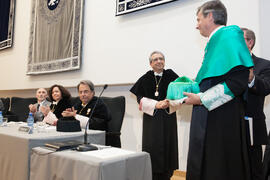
[245,54,270,146]
[130,69,179,173]
[74,96,111,131]
[244,54,270,180]
[50,98,71,119]
[186,66,251,180]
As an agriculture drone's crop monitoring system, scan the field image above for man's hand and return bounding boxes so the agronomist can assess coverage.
[40,106,51,116]
[183,92,202,105]
[62,107,77,117]
[29,104,37,113]
[155,99,169,109]
[249,68,254,83]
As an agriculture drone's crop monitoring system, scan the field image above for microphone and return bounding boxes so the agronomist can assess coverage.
[76,84,108,151]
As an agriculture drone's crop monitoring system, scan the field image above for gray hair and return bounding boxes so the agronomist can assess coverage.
[197,0,227,26]
[36,88,47,93]
[77,80,95,92]
[149,51,165,63]
[241,27,256,50]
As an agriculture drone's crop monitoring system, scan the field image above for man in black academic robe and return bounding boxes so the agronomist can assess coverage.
[73,96,110,131]
[184,2,253,180]
[62,80,111,131]
[130,51,179,180]
[242,28,270,180]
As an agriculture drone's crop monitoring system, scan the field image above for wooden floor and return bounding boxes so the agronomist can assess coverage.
[171,176,185,180]
[171,170,186,180]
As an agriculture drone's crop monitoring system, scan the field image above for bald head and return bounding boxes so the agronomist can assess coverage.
[36,88,48,103]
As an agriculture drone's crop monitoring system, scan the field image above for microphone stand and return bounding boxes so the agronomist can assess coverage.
[76,84,108,151]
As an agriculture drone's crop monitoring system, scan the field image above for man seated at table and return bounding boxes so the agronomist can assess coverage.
[62,80,111,131]
[29,88,51,122]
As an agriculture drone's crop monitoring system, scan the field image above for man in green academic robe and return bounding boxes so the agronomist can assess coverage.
[183,1,253,180]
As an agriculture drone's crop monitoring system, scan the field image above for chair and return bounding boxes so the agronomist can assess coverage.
[0,97,10,116]
[101,96,125,148]
[9,97,37,122]
[70,96,81,106]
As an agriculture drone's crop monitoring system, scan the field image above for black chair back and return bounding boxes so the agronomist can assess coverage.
[70,96,81,106]
[9,97,37,122]
[0,97,10,115]
[101,96,125,147]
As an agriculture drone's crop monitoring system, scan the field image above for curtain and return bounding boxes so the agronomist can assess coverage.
[27,0,84,75]
[0,0,15,50]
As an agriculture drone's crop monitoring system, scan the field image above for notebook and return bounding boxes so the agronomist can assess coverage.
[44,140,83,151]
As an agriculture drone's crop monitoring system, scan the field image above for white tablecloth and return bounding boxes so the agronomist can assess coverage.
[30,147,152,180]
[0,122,105,180]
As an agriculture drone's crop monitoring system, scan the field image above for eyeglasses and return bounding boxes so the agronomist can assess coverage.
[152,57,164,62]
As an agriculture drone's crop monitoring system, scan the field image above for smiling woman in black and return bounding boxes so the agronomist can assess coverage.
[42,84,71,125]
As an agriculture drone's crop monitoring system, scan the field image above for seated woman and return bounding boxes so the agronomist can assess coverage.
[41,84,72,125]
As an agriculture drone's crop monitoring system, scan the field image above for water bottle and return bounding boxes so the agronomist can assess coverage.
[27,112,34,127]
[0,111,3,125]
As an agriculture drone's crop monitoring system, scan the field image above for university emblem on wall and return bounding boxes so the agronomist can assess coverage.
[47,0,60,10]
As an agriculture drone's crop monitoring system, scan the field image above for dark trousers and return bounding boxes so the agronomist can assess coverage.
[153,171,173,180]
[245,121,263,180]
[248,145,263,180]
[263,133,270,180]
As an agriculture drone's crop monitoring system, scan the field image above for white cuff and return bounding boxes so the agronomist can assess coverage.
[75,114,89,129]
[168,98,186,113]
[42,111,58,125]
[139,97,158,116]
[199,84,233,111]
[248,76,255,88]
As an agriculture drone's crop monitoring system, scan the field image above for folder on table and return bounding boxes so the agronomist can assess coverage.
[45,140,82,151]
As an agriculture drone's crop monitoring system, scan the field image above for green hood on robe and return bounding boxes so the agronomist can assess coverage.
[195,25,254,84]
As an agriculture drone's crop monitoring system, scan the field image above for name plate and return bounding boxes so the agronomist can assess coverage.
[18,126,32,134]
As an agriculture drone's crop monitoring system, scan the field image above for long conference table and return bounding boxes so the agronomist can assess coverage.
[30,146,152,180]
[0,122,105,180]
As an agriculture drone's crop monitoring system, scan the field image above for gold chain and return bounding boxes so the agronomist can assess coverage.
[154,75,162,96]
[78,103,88,115]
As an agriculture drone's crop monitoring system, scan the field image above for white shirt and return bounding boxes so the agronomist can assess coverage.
[208,25,224,41]
[154,72,163,76]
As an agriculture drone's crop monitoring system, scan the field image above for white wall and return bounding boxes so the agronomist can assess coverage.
[0,0,261,90]
[259,0,270,60]
[259,0,270,133]
[0,0,269,171]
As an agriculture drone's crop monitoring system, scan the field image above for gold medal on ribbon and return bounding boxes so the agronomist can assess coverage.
[87,108,91,115]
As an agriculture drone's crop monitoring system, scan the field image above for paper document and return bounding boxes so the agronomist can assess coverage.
[79,147,135,159]
[245,116,253,146]
[168,97,187,113]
